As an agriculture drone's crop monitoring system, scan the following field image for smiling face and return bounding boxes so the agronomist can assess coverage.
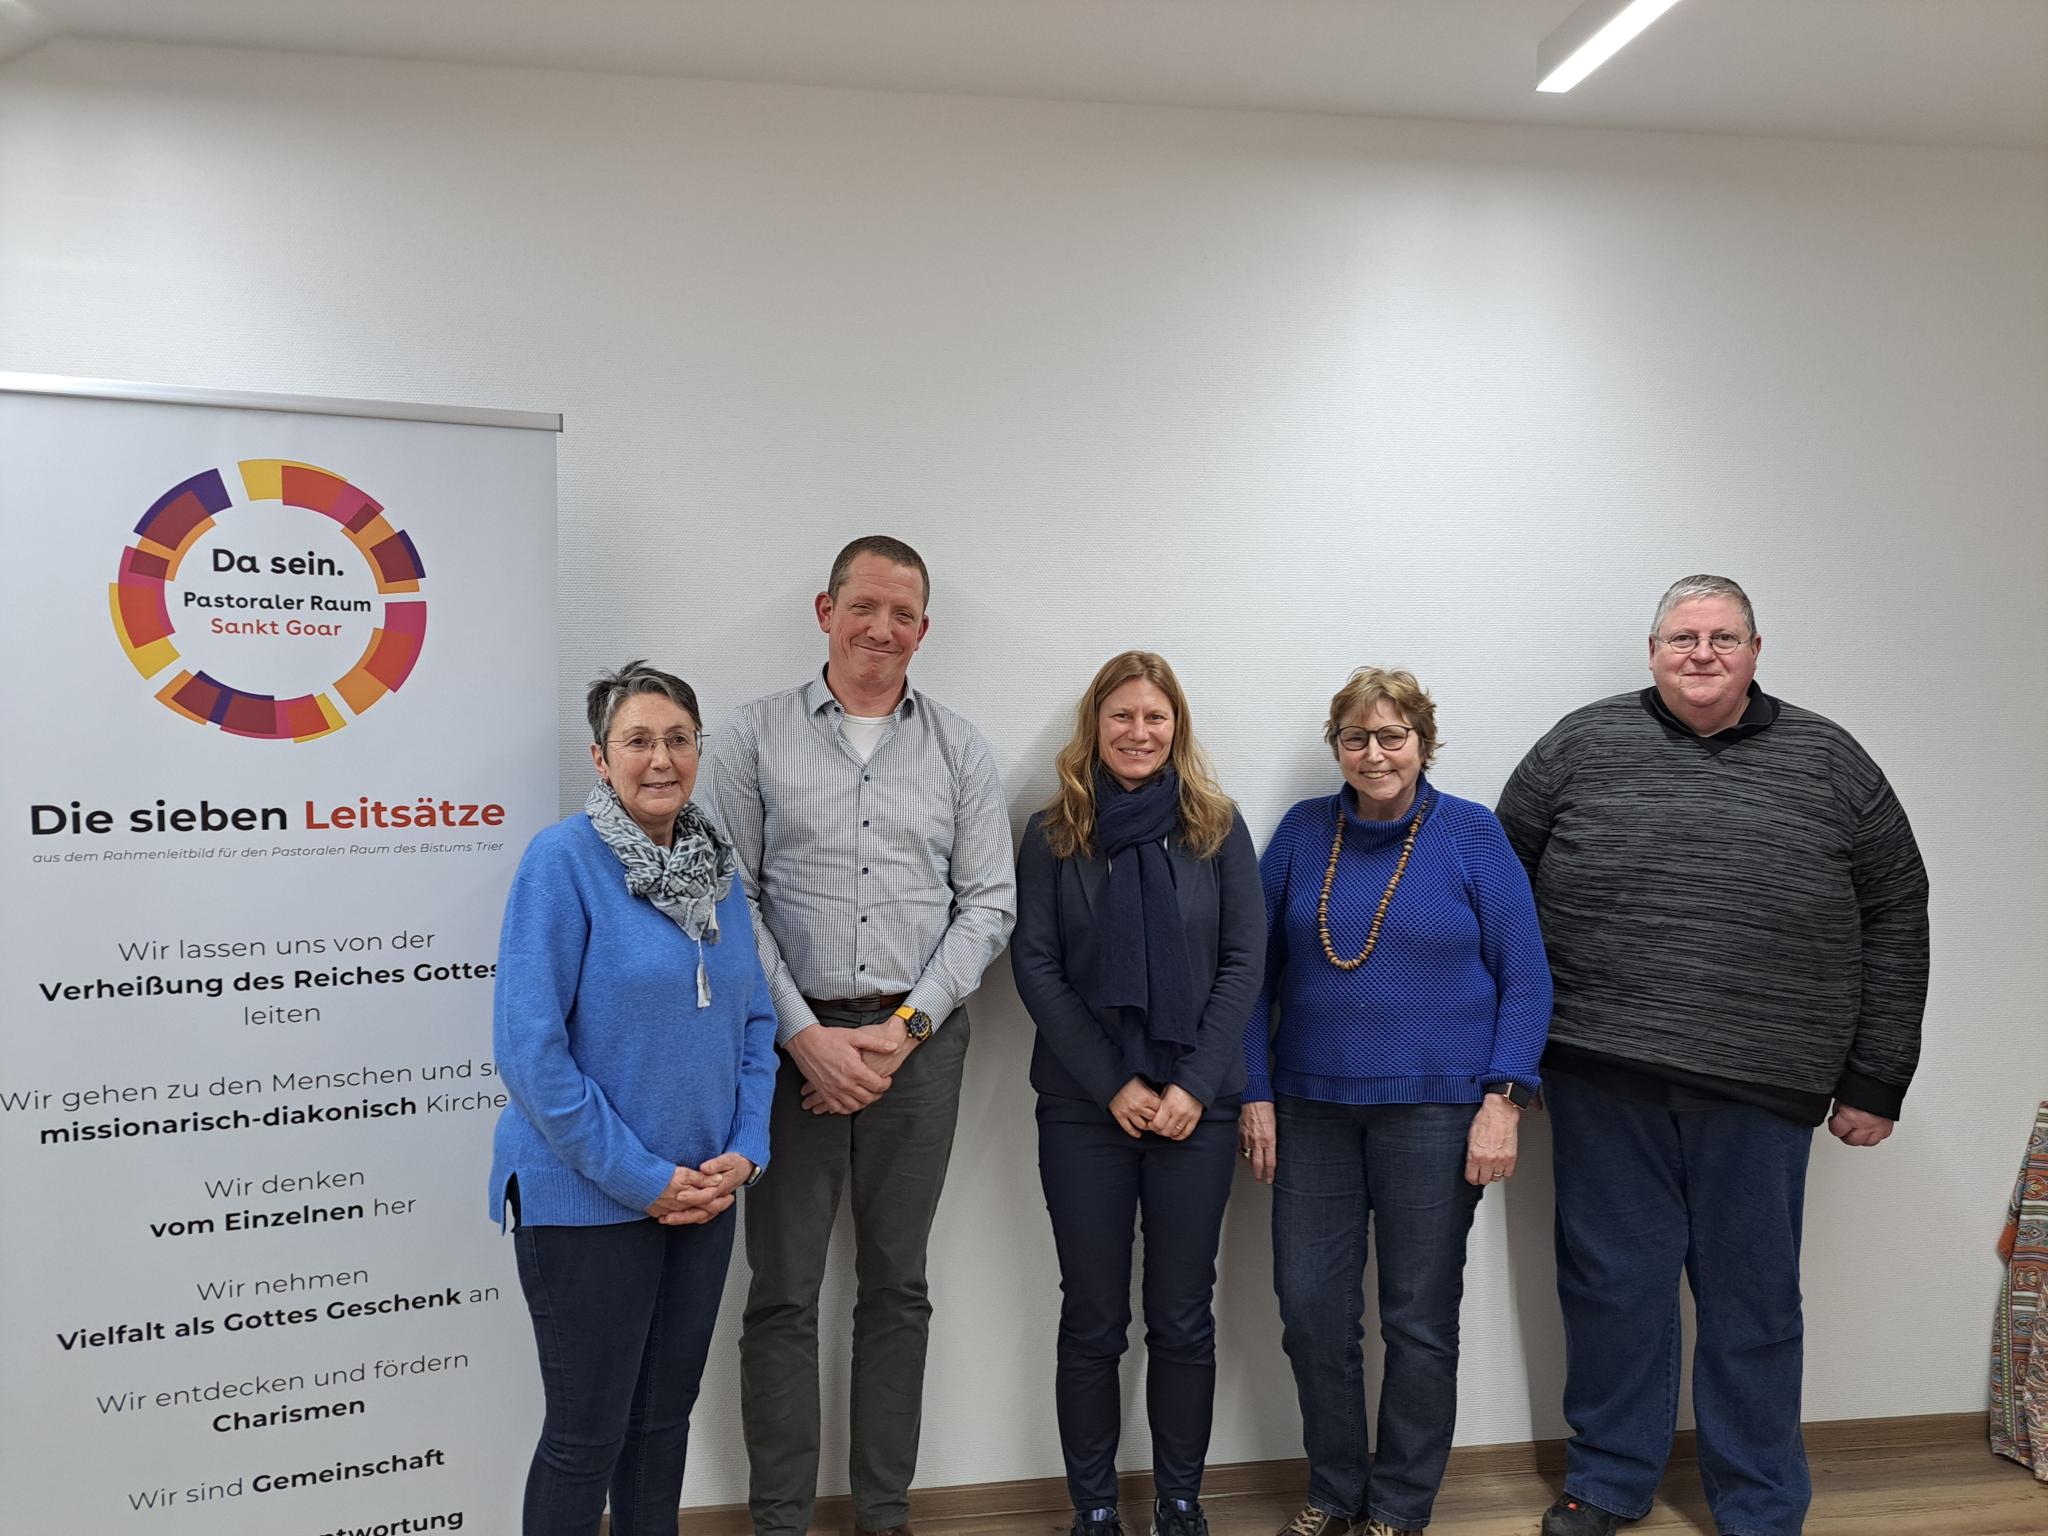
[1337,697,1423,821]
[1649,595,1762,736]
[591,692,700,846]
[816,553,928,708]
[1096,677,1176,792]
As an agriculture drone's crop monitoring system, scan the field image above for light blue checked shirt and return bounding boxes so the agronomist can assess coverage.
[707,672,1016,1045]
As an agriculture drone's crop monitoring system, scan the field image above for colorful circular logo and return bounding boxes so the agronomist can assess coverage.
[110,460,428,742]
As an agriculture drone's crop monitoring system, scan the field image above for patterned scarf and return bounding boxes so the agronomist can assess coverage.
[584,780,737,1008]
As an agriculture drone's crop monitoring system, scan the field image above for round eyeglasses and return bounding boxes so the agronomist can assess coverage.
[1336,725,1417,753]
[1656,630,1751,655]
[608,731,703,759]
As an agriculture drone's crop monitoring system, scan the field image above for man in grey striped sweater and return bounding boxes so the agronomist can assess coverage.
[1496,575,1929,1536]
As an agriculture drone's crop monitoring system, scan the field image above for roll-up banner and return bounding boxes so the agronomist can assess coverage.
[0,376,558,1536]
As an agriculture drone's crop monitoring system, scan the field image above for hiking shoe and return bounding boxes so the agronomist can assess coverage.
[1540,1494,1620,1536]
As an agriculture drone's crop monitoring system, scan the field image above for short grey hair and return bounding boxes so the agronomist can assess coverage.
[585,660,701,752]
[1651,575,1756,639]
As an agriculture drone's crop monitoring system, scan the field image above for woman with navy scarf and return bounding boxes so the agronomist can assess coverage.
[1012,651,1265,1536]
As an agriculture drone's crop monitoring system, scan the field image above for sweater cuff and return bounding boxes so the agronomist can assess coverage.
[725,1130,770,1176]
[1832,1067,1906,1121]
[611,1153,679,1215]
[1242,1076,1273,1105]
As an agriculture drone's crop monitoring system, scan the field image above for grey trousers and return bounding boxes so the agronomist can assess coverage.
[741,1004,969,1536]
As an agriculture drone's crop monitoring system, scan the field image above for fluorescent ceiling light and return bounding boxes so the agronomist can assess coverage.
[1537,0,1686,93]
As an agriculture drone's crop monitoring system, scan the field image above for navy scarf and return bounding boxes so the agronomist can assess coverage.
[1094,766,1198,1075]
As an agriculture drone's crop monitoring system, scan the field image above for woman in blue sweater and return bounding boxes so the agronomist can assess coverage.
[1012,651,1264,1536]
[489,661,778,1536]
[1240,668,1550,1536]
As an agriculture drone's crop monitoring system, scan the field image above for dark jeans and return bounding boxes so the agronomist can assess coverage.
[512,1209,735,1536]
[1038,1109,1238,1509]
[1272,1097,1481,1531]
[741,1004,969,1536]
[1548,1072,1814,1536]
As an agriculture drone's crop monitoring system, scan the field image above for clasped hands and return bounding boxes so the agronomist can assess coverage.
[644,1151,754,1225]
[792,1016,920,1115]
[1109,1078,1204,1140]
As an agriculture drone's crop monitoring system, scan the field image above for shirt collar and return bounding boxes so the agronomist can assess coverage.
[804,667,918,720]
[1640,682,1778,752]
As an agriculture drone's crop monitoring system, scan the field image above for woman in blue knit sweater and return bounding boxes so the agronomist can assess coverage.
[1239,668,1551,1536]
[489,661,779,1536]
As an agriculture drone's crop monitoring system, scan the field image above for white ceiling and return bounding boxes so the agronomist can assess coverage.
[3,0,2046,150]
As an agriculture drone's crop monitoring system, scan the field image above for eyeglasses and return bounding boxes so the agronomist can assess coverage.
[1336,725,1418,753]
[1656,630,1752,655]
[608,731,703,759]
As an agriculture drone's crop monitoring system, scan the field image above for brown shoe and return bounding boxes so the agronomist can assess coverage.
[1277,1509,1352,1536]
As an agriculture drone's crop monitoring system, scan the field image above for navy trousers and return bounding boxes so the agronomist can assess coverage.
[1038,1109,1238,1509]
[1271,1097,1482,1531]
[1548,1072,1815,1536]
[513,1210,735,1536]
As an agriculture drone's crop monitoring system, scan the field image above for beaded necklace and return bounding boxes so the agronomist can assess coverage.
[1316,790,1430,971]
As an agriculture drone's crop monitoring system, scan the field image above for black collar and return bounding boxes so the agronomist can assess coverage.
[1639,683,1778,754]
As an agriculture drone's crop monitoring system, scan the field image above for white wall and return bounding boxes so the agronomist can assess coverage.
[5,38,2045,1508]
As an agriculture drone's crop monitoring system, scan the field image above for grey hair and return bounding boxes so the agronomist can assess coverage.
[585,660,701,752]
[1651,575,1756,639]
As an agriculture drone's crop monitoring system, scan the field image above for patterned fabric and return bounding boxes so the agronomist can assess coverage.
[704,672,1016,1045]
[1496,689,1930,1115]
[1991,1100,2048,1480]
[583,781,736,1006]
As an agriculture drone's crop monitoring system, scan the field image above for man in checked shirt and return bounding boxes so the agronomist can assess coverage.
[709,534,1016,1536]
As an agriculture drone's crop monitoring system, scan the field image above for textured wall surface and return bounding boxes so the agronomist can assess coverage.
[4,38,2045,1506]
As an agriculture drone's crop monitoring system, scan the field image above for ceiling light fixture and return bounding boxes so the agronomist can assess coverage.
[1537,0,1686,93]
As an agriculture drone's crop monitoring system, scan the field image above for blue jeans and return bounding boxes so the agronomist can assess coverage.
[1038,1109,1238,1509]
[1272,1097,1481,1531]
[1548,1072,1814,1536]
[513,1209,736,1536]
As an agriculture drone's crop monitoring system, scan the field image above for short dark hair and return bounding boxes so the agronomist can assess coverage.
[586,660,701,752]
[827,535,929,610]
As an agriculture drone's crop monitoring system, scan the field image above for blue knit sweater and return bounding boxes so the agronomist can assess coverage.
[487,813,779,1226]
[1241,778,1551,1105]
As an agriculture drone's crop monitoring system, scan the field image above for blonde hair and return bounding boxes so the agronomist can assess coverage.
[1324,667,1441,766]
[1041,651,1236,861]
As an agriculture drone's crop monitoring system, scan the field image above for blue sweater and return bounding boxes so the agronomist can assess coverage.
[1241,778,1551,1106]
[487,813,779,1226]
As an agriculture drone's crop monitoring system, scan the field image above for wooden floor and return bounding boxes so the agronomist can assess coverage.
[673,1416,2047,1536]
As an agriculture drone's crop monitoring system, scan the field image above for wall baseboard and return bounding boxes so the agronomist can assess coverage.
[666,1412,1984,1535]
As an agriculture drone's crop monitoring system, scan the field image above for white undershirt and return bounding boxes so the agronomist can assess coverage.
[840,712,891,764]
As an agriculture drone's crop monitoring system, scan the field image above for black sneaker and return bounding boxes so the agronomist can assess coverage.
[1151,1498,1209,1536]
[1072,1508,1126,1536]
[1540,1493,1620,1536]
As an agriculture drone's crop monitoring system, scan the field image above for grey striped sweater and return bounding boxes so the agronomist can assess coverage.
[1496,690,1928,1118]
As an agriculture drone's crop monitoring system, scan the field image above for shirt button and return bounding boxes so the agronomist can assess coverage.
[858,964,866,972]
[860,916,867,923]
[863,774,870,782]
[862,867,869,874]
[863,819,870,827]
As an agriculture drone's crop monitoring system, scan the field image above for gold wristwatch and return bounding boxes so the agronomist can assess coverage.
[893,1004,935,1041]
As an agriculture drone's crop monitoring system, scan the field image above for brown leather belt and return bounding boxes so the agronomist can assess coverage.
[802,992,909,1015]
